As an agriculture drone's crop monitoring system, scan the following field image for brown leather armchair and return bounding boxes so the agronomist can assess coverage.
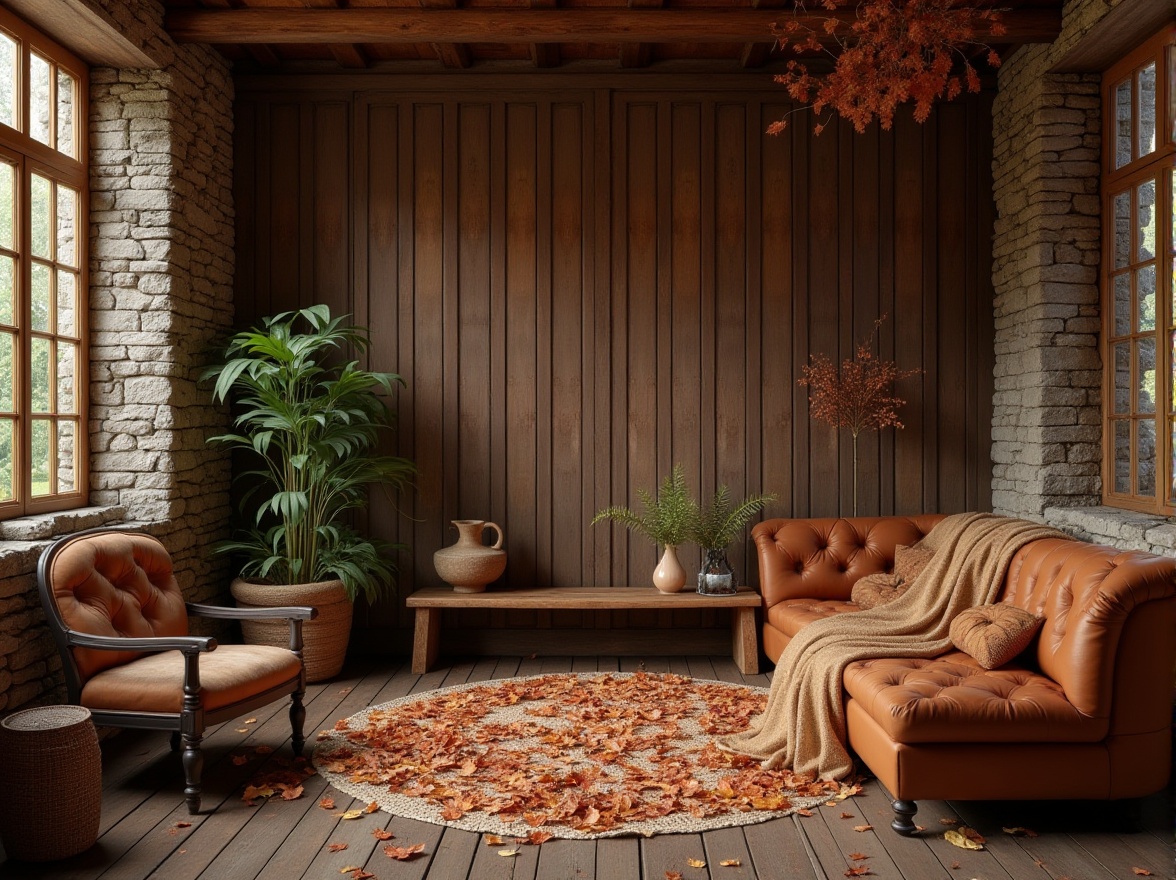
[37,528,317,814]
[753,515,1176,834]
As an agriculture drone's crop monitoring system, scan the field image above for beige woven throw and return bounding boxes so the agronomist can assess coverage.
[719,512,1068,780]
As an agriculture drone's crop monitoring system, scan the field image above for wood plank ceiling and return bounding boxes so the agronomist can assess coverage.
[162,0,1064,72]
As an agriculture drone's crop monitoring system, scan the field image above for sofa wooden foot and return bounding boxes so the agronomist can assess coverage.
[891,799,918,835]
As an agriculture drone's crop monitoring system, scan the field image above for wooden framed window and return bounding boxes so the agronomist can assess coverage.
[1102,28,1176,514]
[0,8,87,519]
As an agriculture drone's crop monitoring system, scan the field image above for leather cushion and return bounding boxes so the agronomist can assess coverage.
[766,598,859,638]
[951,604,1044,670]
[842,652,1106,743]
[48,532,189,683]
[80,645,302,714]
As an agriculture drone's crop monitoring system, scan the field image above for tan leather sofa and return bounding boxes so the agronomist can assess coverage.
[752,515,1176,834]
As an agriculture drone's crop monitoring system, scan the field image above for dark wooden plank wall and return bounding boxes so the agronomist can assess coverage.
[233,77,995,647]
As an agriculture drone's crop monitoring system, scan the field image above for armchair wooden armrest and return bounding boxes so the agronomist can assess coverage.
[67,630,218,654]
[186,603,318,655]
[186,603,317,621]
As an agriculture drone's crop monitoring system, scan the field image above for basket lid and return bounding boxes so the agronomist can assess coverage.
[2,705,92,732]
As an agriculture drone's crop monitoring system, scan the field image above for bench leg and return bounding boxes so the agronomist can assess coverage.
[732,607,759,675]
[412,607,441,674]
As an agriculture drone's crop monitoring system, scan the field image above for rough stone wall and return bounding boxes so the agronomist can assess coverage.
[0,0,235,714]
[989,0,1114,520]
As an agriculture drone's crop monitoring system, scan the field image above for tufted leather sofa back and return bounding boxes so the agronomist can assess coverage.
[46,531,189,683]
[753,515,946,608]
[1001,538,1176,720]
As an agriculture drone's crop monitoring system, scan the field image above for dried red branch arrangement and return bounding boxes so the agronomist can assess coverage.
[798,316,921,513]
[769,0,1006,135]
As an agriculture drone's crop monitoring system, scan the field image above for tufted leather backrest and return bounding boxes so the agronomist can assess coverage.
[45,531,189,683]
[753,515,946,608]
[1000,538,1176,719]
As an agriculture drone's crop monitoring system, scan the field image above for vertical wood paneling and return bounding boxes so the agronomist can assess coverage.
[234,80,996,647]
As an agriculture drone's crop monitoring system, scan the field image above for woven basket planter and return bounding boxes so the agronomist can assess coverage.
[0,706,101,861]
[230,578,353,682]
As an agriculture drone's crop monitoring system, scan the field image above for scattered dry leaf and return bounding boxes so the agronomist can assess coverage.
[245,718,257,724]
[231,754,249,766]
[328,843,348,853]
[950,861,960,870]
[174,821,192,829]
[719,859,742,867]
[371,829,394,841]
[319,797,336,811]
[844,867,873,878]
[666,873,684,880]
[1001,826,1038,838]
[384,843,425,860]
[853,824,873,832]
[340,810,364,820]
[939,818,960,826]
[280,784,304,801]
[848,853,869,860]
[364,801,379,814]
[944,830,984,851]
[254,744,274,755]
[235,728,249,734]
[840,812,855,819]
[346,870,374,880]
[687,858,706,868]
[1132,870,1153,877]
[796,808,814,817]
[339,867,361,875]
[523,831,552,845]
[960,827,985,845]
[498,848,520,857]
[485,835,504,846]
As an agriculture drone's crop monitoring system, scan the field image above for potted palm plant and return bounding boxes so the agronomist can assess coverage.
[204,304,414,681]
[591,464,698,593]
[690,487,777,595]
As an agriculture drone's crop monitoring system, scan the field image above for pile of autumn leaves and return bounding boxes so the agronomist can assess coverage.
[312,672,851,836]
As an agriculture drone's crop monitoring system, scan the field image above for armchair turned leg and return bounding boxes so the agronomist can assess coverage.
[891,799,918,836]
[170,731,181,752]
[181,733,204,815]
[290,689,307,757]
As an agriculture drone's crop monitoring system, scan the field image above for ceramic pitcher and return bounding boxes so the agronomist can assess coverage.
[433,520,507,593]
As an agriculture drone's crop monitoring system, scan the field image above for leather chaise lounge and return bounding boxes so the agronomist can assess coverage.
[752,514,1176,834]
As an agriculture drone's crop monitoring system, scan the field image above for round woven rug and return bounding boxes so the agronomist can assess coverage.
[313,671,852,839]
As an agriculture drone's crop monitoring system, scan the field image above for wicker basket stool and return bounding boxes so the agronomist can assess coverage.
[0,706,101,861]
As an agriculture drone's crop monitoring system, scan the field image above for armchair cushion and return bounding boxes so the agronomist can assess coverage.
[47,532,189,683]
[80,645,302,714]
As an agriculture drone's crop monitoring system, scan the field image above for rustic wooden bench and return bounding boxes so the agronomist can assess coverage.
[405,586,762,675]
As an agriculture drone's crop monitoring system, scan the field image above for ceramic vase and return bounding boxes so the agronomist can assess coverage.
[652,544,687,593]
[433,519,507,593]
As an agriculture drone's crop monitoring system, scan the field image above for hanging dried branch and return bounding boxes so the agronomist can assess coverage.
[768,0,1006,135]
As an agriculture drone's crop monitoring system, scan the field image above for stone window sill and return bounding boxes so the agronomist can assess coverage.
[1043,505,1176,556]
[0,506,128,570]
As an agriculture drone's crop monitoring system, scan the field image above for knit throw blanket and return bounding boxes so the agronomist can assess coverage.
[718,512,1068,780]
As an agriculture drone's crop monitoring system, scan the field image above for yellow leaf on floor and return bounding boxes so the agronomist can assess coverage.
[339,809,364,820]
[944,830,984,851]
[687,858,706,868]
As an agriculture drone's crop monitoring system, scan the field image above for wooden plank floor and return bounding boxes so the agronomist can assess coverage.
[0,656,1171,880]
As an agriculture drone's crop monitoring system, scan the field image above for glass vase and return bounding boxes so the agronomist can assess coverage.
[697,548,736,595]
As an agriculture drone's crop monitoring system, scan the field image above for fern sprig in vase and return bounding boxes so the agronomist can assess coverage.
[592,464,698,593]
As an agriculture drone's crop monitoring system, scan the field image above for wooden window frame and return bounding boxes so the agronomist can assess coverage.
[1101,27,1176,514]
[0,7,88,520]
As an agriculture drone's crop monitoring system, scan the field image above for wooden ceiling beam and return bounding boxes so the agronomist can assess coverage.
[165,8,1061,45]
[301,0,369,68]
[528,0,559,68]
[198,0,282,67]
[741,0,784,68]
[619,0,661,69]
[421,0,472,69]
